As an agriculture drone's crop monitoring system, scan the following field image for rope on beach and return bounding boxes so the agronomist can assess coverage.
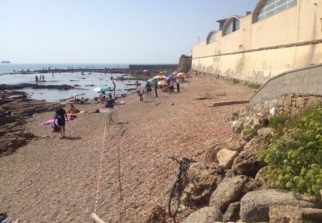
[93,114,108,213]
[92,110,127,222]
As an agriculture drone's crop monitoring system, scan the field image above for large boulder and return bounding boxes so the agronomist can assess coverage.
[204,145,221,164]
[255,166,269,189]
[232,136,266,177]
[223,202,240,223]
[182,207,222,223]
[240,190,317,222]
[209,176,247,212]
[224,136,247,152]
[216,149,238,169]
[269,206,322,223]
[182,163,223,207]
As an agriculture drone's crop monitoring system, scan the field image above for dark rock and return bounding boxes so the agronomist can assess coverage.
[0,97,60,156]
[232,136,266,177]
[144,205,166,223]
[177,55,192,73]
[223,202,240,223]
[0,83,74,91]
[182,207,222,223]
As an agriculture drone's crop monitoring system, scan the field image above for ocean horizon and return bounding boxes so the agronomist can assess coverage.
[0,63,129,74]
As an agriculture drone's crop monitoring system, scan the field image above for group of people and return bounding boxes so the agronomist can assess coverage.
[137,75,182,102]
[35,75,45,82]
[167,77,181,94]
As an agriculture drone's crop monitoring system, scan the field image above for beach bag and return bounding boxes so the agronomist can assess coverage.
[0,213,12,223]
[51,123,60,132]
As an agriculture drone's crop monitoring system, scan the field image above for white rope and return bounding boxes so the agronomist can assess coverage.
[93,115,108,213]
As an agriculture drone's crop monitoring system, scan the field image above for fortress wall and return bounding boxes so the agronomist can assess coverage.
[192,42,322,83]
[192,0,322,83]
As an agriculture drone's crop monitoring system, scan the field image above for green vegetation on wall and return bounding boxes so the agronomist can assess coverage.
[259,105,322,196]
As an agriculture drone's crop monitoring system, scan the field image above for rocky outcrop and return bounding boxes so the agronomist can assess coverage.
[0,93,60,155]
[209,176,247,212]
[177,55,192,73]
[240,189,317,222]
[182,207,222,223]
[166,93,322,222]
[0,83,75,91]
[182,163,223,207]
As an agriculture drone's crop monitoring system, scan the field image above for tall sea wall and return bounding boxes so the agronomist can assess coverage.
[192,0,322,84]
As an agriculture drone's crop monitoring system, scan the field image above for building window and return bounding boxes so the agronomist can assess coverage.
[223,18,240,36]
[206,31,216,44]
[256,0,297,22]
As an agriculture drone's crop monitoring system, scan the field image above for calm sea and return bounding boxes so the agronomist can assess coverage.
[0,64,144,102]
[0,63,128,74]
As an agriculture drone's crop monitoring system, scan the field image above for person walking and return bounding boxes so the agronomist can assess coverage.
[154,82,158,97]
[176,78,180,93]
[106,95,116,125]
[54,107,68,139]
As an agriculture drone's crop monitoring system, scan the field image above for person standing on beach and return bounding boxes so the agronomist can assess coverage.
[112,80,116,97]
[154,82,158,97]
[106,95,116,125]
[176,78,180,93]
[35,75,39,83]
[138,90,143,102]
[54,107,68,139]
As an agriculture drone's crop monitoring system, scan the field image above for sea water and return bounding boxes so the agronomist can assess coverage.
[0,64,143,102]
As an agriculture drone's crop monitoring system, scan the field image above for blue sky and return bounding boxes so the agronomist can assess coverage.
[0,0,258,64]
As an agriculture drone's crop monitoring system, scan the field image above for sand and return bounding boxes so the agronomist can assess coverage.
[0,75,253,223]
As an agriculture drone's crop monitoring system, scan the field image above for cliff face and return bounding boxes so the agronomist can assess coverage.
[177,55,192,73]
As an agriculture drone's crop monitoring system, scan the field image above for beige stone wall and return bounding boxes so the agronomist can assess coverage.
[192,0,322,83]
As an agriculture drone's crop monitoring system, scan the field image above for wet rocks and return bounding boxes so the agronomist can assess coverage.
[0,83,74,91]
[0,94,60,155]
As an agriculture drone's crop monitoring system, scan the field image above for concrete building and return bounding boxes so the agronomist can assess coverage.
[192,0,322,84]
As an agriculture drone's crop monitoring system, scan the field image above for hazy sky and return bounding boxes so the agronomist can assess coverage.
[0,0,258,64]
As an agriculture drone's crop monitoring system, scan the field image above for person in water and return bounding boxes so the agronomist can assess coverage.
[54,107,68,139]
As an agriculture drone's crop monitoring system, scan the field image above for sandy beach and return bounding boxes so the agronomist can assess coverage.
[0,75,252,222]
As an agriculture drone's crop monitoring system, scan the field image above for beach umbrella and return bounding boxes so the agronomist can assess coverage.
[154,75,166,80]
[172,71,178,75]
[157,80,168,86]
[147,78,156,84]
[177,72,186,77]
[100,86,112,92]
[72,92,86,97]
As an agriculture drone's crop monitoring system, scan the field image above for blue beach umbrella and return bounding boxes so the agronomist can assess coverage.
[147,78,156,84]
[100,86,112,92]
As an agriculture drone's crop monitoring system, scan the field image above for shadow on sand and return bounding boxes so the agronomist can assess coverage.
[64,136,82,140]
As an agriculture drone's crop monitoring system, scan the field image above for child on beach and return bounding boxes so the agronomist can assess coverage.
[54,107,68,139]
[138,91,143,102]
